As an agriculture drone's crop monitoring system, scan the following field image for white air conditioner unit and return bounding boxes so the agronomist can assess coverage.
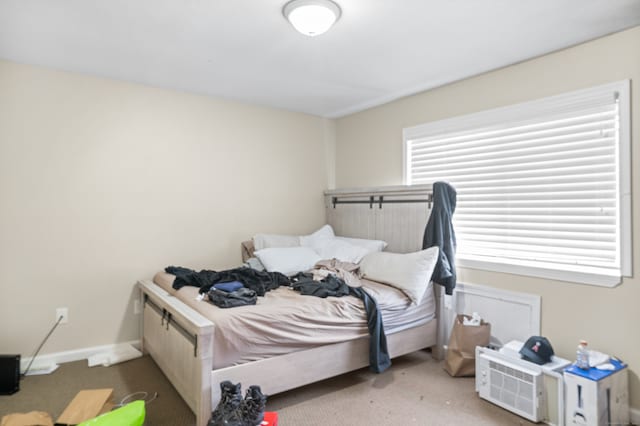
[476,344,570,425]
[476,349,544,421]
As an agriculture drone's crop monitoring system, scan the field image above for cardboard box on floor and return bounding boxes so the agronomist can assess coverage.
[55,389,114,425]
[1,411,54,426]
[1,389,113,426]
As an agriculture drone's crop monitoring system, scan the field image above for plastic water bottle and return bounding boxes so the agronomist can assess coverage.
[576,340,590,369]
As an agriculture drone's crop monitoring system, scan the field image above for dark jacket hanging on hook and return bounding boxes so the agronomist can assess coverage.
[422,181,457,295]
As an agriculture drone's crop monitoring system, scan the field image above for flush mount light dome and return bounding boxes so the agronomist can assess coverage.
[283,0,341,37]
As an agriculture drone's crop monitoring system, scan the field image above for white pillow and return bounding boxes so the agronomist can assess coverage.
[254,247,321,276]
[335,236,387,253]
[359,247,439,304]
[313,239,370,263]
[299,224,335,247]
[253,233,300,251]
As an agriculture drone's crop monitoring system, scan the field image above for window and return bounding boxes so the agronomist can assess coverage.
[403,81,631,287]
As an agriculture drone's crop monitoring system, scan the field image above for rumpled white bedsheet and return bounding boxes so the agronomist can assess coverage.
[152,266,435,369]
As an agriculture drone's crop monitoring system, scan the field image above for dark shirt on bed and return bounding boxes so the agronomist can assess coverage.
[207,287,257,308]
[290,272,350,297]
[290,272,391,374]
[213,281,244,293]
[166,266,290,296]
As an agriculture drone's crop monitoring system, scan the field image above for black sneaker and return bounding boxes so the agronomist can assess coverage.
[241,385,267,426]
[209,381,242,426]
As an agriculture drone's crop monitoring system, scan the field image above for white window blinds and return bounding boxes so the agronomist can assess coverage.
[404,81,631,286]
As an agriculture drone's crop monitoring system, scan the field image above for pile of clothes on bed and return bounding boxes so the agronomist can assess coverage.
[165,259,391,373]
[167,265,289,308]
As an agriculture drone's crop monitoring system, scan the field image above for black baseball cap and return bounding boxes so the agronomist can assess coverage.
[519,336,554,365]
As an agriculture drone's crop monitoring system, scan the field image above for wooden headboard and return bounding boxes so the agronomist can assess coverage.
[325,184,433,254]
[242,184,434,261]
[326,184,446,359]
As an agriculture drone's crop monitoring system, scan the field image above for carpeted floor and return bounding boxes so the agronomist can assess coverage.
[1,351,536,425]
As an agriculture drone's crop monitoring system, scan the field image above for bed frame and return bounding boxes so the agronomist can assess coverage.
[138,184,444,426]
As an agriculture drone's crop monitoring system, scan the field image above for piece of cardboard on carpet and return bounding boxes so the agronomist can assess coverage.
[1,411,54,426]
[55,389,114,425]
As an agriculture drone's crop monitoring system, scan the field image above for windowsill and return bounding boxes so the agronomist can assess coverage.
[457,257,623,288]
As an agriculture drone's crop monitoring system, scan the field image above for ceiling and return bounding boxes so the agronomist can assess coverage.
[1,0,639,118]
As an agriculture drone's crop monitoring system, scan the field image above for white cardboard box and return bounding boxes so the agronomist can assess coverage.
[564,360,629,426]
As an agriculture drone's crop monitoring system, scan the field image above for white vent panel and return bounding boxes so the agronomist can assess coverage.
[478,352,544,422]
[517,395,534,416]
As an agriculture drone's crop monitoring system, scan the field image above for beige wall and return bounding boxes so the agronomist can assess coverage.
[335,27,640,409]
[0,61,331,356]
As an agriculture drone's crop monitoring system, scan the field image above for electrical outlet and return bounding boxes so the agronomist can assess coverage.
[56,307,69,324]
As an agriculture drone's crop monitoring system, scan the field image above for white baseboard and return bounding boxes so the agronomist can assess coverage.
[20,340,141,374]
[630,407,639,425]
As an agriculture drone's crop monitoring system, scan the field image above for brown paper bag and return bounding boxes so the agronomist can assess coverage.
[444,314,491,377]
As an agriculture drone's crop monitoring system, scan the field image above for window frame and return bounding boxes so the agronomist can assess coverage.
[403,80,631,287]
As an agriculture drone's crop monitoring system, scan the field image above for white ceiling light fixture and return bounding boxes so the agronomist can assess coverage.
[283,0,342,37]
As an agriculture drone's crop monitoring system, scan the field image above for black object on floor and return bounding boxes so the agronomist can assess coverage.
[209,381,243,426]
[208,382,267,426]
[241,385,267,426]
[0,355,20,395]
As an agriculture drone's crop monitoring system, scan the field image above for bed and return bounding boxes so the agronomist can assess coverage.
[137,184,443,426]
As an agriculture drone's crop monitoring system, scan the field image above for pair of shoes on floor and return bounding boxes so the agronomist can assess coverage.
[208,381,267,426]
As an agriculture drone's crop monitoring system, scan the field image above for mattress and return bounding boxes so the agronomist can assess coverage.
[152,271,436,369]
